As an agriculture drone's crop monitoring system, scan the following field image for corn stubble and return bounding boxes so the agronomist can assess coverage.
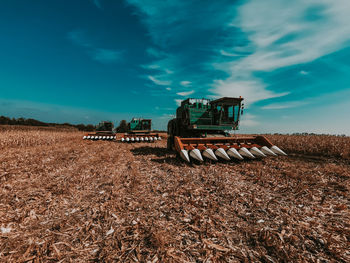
[0,130,349,262]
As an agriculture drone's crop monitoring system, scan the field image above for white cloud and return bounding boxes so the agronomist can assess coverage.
[262,101,308,110]
[180,80,191,87]
[212,79,289,104]
[220,50,241,57]
[128,0,350,111]
[143,64,160,69]
[214,0,350,103]
[148,75,171,86]
[159,113,175,119]
[176,90,195,96]
[299,70,309,75]
[240,113,259,127]
[175,99,182,106]
[234,0,350,71]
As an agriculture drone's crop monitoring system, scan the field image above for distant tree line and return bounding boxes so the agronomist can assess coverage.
[269,132,348,137]
[0,115,95,131]
[0,116,166,133]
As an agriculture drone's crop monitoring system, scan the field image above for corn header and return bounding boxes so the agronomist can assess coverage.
[83,121,116,140]
[167,97,287,162]
[120,118,161,143]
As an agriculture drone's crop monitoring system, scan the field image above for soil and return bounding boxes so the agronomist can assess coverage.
[0,131,349,262]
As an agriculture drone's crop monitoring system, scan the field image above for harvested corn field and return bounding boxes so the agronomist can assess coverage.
[0,129,349,262]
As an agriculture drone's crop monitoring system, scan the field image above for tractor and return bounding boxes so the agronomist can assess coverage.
[83,121,116,140]
[120,118,161,142]
[167,97,287,162]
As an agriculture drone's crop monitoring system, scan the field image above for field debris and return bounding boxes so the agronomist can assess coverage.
[0,130,349,262]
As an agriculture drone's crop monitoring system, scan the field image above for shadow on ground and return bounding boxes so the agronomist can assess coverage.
[131,146,187,167]
[131,146,172,157]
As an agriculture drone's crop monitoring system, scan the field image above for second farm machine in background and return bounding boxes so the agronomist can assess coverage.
[120,118,161,143]
[83,121,116,140]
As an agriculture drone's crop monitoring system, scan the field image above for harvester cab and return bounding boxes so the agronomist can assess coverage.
[96,121,114,132]
[128,118,152,132]
[83,121,116,141]
[120,118,161,143]
[167,97,287,162]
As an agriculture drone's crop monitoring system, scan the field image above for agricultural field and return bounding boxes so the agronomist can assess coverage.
[0,129,349,262]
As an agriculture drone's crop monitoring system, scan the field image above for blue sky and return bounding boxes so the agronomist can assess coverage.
[0,0,349,134]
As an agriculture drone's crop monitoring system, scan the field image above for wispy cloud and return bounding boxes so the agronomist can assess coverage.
[92,48,123,63]
[174,99,182,106]
[240,113,259,127]
[159,113,175,119]
[220,50,242,57]
[148,75,171,86]
[146,47,166,58]
[262,101,308,110]
[127,0,350,110]
[180,81,191,87]
[299,70,309,75]
[142,64,160,70]
[92,0,102,9]
[176,90,194,96]
[67,30,123,64]
[67,30,91,47]
[214,0,350,102]
[212,79,289,104]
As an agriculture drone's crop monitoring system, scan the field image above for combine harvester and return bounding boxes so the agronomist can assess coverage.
[167,97,287,163]
[120,118,161,143]
[83,121,116,141]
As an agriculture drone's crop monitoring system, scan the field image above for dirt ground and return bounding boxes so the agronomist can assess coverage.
[0,131,349,262]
